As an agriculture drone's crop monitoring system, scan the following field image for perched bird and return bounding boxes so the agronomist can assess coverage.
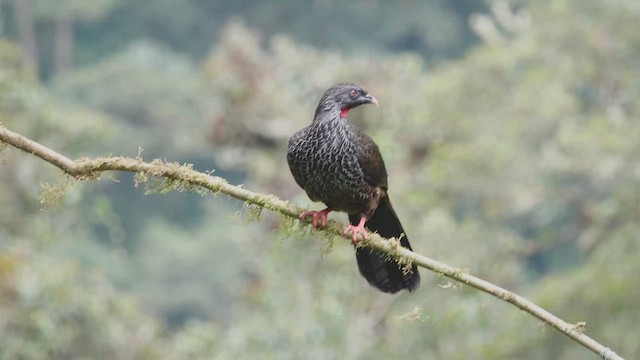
[287,83,420,293]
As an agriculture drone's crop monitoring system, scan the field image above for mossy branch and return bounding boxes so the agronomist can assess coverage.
[0,124,624,360]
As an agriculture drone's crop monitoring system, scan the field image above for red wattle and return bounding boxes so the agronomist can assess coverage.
[340,108,350,118]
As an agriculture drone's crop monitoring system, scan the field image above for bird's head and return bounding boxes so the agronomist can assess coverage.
[315,83,378,119]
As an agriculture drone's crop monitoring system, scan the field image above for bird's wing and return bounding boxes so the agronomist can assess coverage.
[349,125,388,189]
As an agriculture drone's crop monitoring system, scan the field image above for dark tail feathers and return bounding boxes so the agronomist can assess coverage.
[349,197,420,293]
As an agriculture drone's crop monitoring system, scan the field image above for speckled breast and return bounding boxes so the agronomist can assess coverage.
[287,125,374,215]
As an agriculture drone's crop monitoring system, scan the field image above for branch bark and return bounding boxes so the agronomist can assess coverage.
[0,124,625,360]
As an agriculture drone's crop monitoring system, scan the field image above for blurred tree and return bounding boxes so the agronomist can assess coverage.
[49,40,229,254]
[7,0,121,77]
[33,0,122,76]
[0,0,4,34]
[0,248,164,360]
[0,39,167,359]
[4,0,486,79]
[11,0,37,75]
[0,39,114,243]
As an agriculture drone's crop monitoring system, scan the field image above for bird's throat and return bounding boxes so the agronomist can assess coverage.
[340,108,350,119]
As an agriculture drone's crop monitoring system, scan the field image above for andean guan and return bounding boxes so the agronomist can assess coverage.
[287,83,420,293]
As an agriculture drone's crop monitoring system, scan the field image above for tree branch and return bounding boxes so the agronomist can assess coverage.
[0,124,625,360]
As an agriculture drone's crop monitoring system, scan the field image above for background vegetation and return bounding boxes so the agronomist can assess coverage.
[1,0,638,358]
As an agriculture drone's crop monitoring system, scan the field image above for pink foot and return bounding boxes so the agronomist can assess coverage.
[344,216,368,245]
[300,207,333,228]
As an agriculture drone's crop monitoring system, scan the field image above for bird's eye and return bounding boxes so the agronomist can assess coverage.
[349,90,357,97]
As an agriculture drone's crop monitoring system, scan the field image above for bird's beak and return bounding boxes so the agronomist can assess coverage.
[366,95,379,107]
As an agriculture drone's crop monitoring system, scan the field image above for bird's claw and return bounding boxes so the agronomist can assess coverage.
[299,208,332,228]
[344,223,368,245]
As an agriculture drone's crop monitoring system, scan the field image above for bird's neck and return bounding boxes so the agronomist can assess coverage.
[312,106,344,125]
[314,97,348,119]
[310,109,352,147]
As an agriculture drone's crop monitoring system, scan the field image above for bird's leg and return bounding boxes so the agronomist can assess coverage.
[299,207,333,228]
[344,216,368,245]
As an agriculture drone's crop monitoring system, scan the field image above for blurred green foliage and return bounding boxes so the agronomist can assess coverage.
[0,250,162,360]
[1,0,639,359]
[3,0,484,79]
